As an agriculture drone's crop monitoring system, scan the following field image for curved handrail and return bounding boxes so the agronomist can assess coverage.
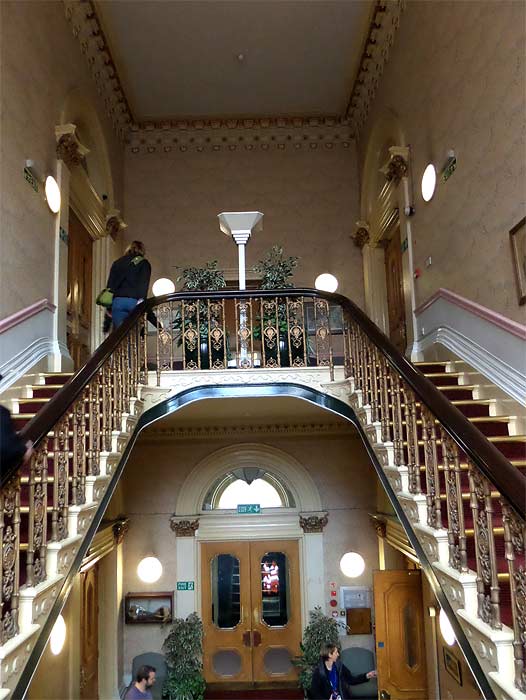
[12,287,525,518]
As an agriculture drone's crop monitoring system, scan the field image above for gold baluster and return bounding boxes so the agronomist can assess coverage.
[1,473,21,643]
[441,429,467,572]
[502,502,526,691]
[421,408,441,528]
[390,372,404,468]
[378,354,391,443]
[52,414,70,542]
[469,466,502,629]
[402,384,420,493]
[26,444,48,586]
[314,298,330,367]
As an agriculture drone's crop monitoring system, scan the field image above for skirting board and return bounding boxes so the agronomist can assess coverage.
[413,326,526,405]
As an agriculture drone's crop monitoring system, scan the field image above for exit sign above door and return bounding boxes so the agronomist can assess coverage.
[237,504,261,514]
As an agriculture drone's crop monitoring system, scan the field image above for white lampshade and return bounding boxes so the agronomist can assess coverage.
[439,609,456,646]
[137,556,162,583]
[44,175,61,213]
[152,277,175,296]
[50,614,66,655]
[421,164,437,202]
[315,273,339,293]
[339,552,365,578]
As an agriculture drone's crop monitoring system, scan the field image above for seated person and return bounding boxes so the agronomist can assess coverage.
[310,643,376,700]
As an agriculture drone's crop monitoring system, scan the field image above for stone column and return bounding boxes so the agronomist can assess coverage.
[300,513,328,616]
[170,517,199,617]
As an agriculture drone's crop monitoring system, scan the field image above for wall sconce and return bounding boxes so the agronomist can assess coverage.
[137,556,163,583]
[24,161,61,213]
[339,552,365,578]
[421,164,437,202]
[439,608,456,646]
[315,273,339,293]
[50,614,66,655]
[152,278,176,296]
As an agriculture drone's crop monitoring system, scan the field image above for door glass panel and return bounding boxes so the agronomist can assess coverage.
[212,649,242,677]
[260,552,289,626]
[263,647,292,675]
[211,554,240,628]
[402,601,417,669]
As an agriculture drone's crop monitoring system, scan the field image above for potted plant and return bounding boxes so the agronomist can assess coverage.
[253,245,299,366]
[162,612,206,700]
[294,606,342,698]
[175,261,227,369]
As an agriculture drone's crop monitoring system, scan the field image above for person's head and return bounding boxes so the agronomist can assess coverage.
[136,664,156,687]
[320,643,340,662]
[125,240,146,257]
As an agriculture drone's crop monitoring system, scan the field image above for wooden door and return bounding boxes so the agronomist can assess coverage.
[80,565,99,699]
[373,569,428,700]
[384,227,407,353]
[67,209,93,368]
[201,540,301,687]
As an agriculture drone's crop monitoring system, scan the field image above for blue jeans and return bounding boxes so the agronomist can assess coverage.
[112,297,138,328]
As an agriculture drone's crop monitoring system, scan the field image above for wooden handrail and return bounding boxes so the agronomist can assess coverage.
[11,288,524,519]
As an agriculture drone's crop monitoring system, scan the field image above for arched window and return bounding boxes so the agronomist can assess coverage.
[203,469,295,511]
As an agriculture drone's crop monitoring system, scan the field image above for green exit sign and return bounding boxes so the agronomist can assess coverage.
[176,581,195,591]
[237,504,261,514]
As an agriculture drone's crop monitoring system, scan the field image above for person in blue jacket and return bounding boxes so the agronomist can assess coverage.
[309,643,376,700]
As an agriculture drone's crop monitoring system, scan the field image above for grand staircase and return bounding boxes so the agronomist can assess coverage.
[0,289,524,700]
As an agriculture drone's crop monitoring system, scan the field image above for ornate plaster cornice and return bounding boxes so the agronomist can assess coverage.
[63,0,133,140]
[380,146,410,183]
[55,124,90,168]
[346,0,405,135]
[169,516,199,537]
[126,116,354,155]
[299,512,329,533]
[351,221,370,248]
[142,422,356,442]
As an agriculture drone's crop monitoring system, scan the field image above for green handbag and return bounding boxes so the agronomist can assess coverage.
[96,288,114,308]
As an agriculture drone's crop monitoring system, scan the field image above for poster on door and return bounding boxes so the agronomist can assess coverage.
[261,555,280,595]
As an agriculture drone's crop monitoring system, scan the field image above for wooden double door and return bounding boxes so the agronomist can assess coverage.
[201,540,301,687]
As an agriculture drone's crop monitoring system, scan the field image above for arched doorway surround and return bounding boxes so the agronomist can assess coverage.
[51,89,123,369]
[359,110,419,358]
[172,442,326,627]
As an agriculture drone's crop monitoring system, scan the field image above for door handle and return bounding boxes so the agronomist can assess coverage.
[253,631,261,647]
[380,691,391,699]
[242,631,252,647]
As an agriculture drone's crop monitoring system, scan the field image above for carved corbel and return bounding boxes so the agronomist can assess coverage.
[112,516,130,545]
[299,512,329,533]
[105,209,127,238]
[55,123,90,168]
[381,146,410,183]
[352,221,370,248]
[169,516,199,537]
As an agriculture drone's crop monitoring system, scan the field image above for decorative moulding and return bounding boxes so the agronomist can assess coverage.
[169,517,199,537]
[346,0,405,135]
[105,209,127,238]
[126,116,354,155]
[141,422,355,441]
[415,288,526,340]
[352,221,370,248]
[380,146,410,182]
[0,299,56,335]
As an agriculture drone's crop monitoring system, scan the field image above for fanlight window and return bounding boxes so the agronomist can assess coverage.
[203,470,294,510]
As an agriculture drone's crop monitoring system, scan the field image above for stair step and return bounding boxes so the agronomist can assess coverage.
[42,373,73,385]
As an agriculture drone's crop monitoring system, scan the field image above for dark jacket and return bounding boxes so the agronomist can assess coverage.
[107,253,151,300]
[309,659,367,700]
[0,405,26,484]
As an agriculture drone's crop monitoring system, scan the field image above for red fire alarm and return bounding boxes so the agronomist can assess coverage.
[330,590,337,597]
[330,599,338,608]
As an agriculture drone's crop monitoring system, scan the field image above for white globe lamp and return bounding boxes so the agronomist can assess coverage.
[137,556,163,583]
[152,278,176,297]
[44,175,61,213]
[339,552,365,578]
[421,164,437,202]
[315,273,339,293]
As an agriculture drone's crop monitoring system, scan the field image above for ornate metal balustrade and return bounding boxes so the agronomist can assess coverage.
[0,288,524,695]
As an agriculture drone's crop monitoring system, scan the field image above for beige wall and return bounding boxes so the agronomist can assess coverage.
[0,0,124,319]
[123,146,364,307]
[359,0,526,323]
[119,429,378,676]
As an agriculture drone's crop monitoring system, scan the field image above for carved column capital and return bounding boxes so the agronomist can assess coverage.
[299,512,328,533]
[352,221,370,248]
[112,516,129,545]
[170,516,199,537]
[105,209,127,238]
[373,520,387,538]
[55,124,89,168]
[384,155,408,182]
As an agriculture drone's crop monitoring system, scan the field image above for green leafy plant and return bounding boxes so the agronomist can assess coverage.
[177,260,226,292]
[294,606,341,693]
[162,612,205,700]
[254,245,298,290]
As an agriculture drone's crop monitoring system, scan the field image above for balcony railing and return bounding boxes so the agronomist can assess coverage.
[1,288,524,696]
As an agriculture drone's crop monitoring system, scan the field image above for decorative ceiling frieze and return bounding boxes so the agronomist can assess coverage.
[141,422,356,441]
[63,0,133,140]
[346,0,405,135]
[126,116,354,155]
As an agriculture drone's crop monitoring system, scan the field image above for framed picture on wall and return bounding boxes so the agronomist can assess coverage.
[510,217,526,305]
[125,591,173,624]
[443,647,462,686]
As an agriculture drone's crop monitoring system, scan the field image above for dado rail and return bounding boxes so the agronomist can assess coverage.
[0,289,524,699]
